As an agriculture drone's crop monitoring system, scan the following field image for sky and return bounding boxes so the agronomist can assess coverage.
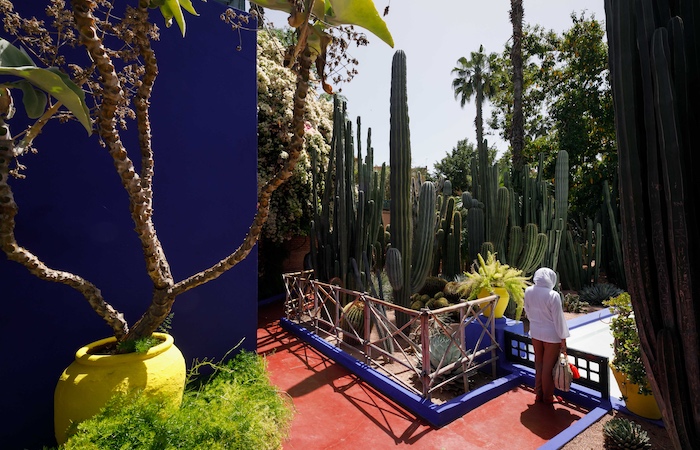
[264,1,607,172]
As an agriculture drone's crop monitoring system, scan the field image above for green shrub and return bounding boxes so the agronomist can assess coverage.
[61,351,293,450]
[605,293,652,395]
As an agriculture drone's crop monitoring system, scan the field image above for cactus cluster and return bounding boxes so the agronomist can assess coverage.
[409,289,459,311]
[432,189,464,279]
[309,97,387,294]
[604,1,700,445]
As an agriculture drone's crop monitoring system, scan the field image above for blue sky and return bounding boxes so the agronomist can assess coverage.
[264,1,607,171]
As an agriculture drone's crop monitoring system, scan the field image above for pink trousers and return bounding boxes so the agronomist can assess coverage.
[532,338,561,402]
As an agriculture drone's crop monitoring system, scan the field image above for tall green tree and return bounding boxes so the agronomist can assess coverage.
[489,13,615,221]
[550,13,615,219]
[432,139,477,194]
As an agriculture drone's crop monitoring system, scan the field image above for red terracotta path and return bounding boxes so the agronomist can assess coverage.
[258,302,589,449]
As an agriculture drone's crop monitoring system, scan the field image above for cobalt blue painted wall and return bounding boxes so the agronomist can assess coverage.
[0,3,258,449]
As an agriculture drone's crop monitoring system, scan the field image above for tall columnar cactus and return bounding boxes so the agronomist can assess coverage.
[605,0,700,446]
[603,179,625,286]
[384,52,440,323]
[492,186,510,257]
[389,50,413,326]
[553,150,569,273]
[410,181,437,292]
[466,202,485,264]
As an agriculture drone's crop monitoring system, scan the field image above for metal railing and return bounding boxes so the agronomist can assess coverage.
[283,270,502,401]
[504,330,610,399]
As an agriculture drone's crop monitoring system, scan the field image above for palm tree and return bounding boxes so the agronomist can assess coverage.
[451,45,497,200]
[510,0,525,171]
[451,45,496,153]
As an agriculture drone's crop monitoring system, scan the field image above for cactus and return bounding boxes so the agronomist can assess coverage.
[450,210,463,276]
[603,180,625,287]
[466,204,485,264]
[492,186,510,257]
[480,241,495,258]
[410,181,437,292]
[309,96,388,295]
[419,276,448,297]
[388,50,413,326]
[507,225,523,264]
[551,150,569,272]
[341,300,365,344]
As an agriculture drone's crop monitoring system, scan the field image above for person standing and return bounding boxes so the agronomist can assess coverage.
[523,267,570,404]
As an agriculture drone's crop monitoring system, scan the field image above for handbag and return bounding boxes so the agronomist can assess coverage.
[553,353,573,392]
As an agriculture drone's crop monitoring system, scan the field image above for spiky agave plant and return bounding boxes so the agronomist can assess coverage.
[603,417,651,450]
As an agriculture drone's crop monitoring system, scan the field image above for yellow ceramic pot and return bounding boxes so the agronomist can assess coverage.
[54,332,186,444]
[479,287,510,318]
[610,364,662,420]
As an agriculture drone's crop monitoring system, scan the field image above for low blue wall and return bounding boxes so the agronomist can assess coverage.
[0,3,258,449]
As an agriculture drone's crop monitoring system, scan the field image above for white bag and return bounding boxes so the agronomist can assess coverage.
[553,353,573,392]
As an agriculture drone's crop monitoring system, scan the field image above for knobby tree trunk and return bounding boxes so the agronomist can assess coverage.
[2,0,315,346]
[509,0,525,171]
[604,1,700,448]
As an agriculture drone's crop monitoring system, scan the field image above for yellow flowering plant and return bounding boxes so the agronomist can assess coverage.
[463,252,531,320]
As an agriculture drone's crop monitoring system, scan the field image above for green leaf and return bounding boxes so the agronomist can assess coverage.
[251,0,394,47]
[315,0,393,47]
[324,0,334,16]
[0,66,91,133]
[156,0,199,37]
[159,3,175,28]
[18,80,47,119]
[179,0,199,16]
[0,38,90,132]
[165,0,186,36]
[0,39,36,67]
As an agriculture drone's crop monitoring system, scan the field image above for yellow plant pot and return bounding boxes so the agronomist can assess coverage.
[479,287,510,318]
[610,363,662,420]
[54,332,186,444]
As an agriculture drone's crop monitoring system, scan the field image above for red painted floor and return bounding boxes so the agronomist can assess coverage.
[258,302,589,449]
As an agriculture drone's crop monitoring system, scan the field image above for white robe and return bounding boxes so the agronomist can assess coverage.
[523,267,570,344]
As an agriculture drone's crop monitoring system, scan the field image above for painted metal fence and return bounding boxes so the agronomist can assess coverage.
[504,330,610,399]
[283,270,503,401]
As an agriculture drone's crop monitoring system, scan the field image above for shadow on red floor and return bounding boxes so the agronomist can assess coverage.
[258,301,589,449]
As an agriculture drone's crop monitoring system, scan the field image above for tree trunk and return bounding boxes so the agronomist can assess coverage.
[604,1,700,448]
[509,0,525,171]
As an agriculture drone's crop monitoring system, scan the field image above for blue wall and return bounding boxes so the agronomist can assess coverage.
[0,3,258,449]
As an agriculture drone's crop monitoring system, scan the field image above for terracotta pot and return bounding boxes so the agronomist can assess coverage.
[610,363,662,420]
[478,287,510,318]
[54,332,186,444]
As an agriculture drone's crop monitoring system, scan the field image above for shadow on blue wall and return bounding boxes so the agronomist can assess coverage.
[0,3,258,449]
